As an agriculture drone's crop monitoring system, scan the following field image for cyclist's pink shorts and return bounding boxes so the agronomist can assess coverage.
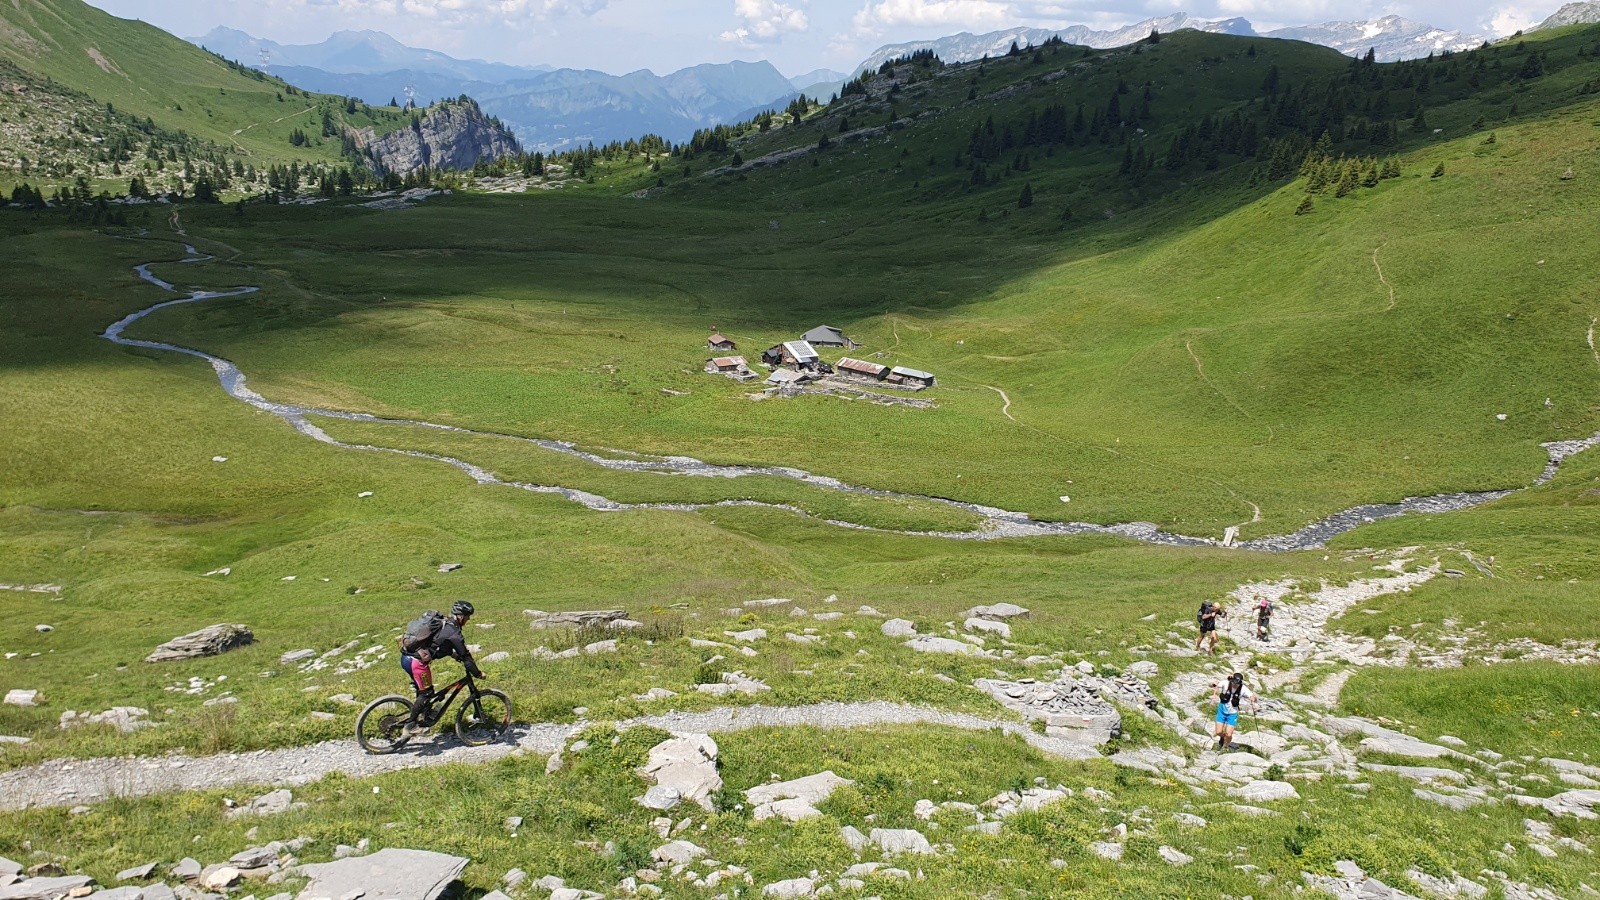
[400,653,433,693]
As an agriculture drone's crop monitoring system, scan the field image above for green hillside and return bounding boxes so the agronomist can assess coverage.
[0,0,416,195]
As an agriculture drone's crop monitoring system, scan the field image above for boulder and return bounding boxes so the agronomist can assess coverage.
[638,735,721,811]
[964,618,1011,639]
[1158,846,1193,866]
[228,789,296,818]
[839,826,869,853]
[1091,842,1123,861]
[2,690,37,707]
[638,785,683,811]
[746,771,852,808]
[145,624,253,663]
[762,877,815,898]
[650,841,705,866]
[293,848,467,900]
[59,708,153,733]
[114,863,158,882]
[169,859,200,881]
[870,828,932,856]
[881,619,917,638]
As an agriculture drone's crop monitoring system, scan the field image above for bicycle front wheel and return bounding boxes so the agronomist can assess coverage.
[356,695,414,754]
[455,688,512,746]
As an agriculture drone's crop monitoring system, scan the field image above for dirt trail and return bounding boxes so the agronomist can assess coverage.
[233,105,316,137]
[0,702,1094,812]
[1373,244,1396,311]
[984,384,1015,421]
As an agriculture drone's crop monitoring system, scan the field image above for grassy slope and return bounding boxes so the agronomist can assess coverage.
[0,0,409,192]
[132,92,1600,538]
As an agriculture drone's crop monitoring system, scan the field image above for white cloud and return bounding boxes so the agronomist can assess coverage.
[851,0,1014,35]
[308,0,606,22]
[1485,3,1540,35]
[720,0,809,43]
[1213,0,1348,20]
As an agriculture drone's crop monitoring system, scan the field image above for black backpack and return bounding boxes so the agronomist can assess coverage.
[1196,601,1213,624]
[400,610,444,657]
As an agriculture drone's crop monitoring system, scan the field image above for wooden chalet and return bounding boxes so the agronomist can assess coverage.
[707,330,736,352]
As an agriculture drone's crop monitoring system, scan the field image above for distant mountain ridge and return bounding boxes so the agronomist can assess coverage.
[856,11,1490,70]
[1533,2,1600,30]
[191,28,802,152]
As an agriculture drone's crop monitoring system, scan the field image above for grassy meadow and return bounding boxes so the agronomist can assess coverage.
[1,21,1600,898]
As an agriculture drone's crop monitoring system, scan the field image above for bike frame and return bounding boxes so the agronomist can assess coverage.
[421,673,480,725]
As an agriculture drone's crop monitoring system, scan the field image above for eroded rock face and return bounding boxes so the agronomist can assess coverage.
[353,100,520,176]
[145,624,253,663]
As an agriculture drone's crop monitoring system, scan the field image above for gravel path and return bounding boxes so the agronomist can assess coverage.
[0,701,1094,811]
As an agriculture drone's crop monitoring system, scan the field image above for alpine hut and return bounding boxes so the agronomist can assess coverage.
[836,357,888,381]
[707,330,736,352]
[801,325,858,348]
[888,365,936,389]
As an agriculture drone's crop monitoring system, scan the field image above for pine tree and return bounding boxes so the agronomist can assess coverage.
[1432,162,1445,178]
[1018,183,1034,208]
[1295,196,1314,215]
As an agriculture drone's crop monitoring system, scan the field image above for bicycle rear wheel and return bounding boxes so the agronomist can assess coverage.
[356,695,415,754]
[455,688,511,746]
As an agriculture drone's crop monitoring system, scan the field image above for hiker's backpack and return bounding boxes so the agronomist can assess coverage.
[1257,598,1274,617]
[1196,601,1213,624]
[1221,677,1244,710]
[400,610,444,658]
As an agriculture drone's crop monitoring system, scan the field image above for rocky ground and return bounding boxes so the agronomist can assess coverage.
[2,554,1595,899]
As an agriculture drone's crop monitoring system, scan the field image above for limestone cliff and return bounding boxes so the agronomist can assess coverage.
[351,98,520,176]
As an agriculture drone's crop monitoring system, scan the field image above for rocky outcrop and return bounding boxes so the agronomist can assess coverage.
[145,624,253,662]
[351,99,520,176]
[1535,1,1600,30]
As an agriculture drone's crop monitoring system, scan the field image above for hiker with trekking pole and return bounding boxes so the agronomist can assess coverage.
[1255,595,1274,641]
[1213,671,1258,751]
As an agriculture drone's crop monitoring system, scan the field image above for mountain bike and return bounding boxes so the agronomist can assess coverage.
[356,672,511,754]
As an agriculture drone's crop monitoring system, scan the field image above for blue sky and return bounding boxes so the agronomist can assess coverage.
[86,0,1550,78]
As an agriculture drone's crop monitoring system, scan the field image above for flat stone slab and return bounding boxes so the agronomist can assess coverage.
[2,690,37,707]
[146,624,253,663]
[905,636,988,656]
[526,609,626,629]
[294,848,467,900]
[1228,780,1300,803]
[962,603,1030,620]
[0,876,95,899]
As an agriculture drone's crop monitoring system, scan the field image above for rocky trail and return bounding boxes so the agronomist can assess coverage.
[4,557,1595,900]
[0,701,1101,813]
[102,244,1600,552]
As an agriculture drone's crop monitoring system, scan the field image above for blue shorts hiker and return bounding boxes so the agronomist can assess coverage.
[1215,705,1239,727]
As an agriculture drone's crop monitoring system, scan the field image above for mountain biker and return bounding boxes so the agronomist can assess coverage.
[400,600,486,734]
[1213,671,1258,750]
